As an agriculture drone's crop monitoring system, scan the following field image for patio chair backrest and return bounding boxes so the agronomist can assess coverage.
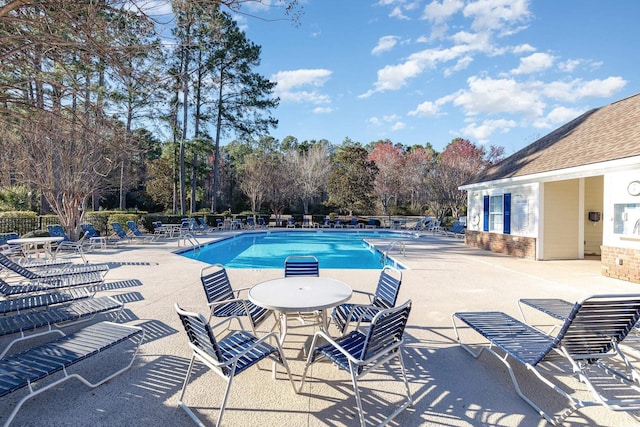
[47,224,70,241]
[0,233,19,246]
[126,221,143,236]
[181,218,197,232]
[350,217,358,226]
[554,295,640,359]
[200,264,235,304]
[175,304,226,371]
[284,255,319,277]
[323,218,331,226]
[450,221,463,233]
[373,266,403,309]
[361,300,412,365]
[258,218,266,227]
[111,222,128,238]
[247,217,255,226]
[80,224,100,238]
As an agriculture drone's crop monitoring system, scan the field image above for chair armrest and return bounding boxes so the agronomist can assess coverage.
[352,305,386,331]
[231,286,252,297]
[207,297,246,308]
[206,297,255,325]
[209,314,243,331]
[351,289,375,303]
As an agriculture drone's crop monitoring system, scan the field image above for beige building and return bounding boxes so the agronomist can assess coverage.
[460,93,640,283]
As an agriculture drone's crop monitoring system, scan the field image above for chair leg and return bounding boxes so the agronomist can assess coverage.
[349,361,367,427]
[216,371,236,427]
[398,350,413,406]
[273,338,297,393]
[350,352,414,427]
[299,333,324,391]
[177,356,207,427]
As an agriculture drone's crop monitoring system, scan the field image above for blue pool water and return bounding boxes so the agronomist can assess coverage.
[177,230,411,269]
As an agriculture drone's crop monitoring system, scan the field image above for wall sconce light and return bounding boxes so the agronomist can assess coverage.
[588,212,601,222]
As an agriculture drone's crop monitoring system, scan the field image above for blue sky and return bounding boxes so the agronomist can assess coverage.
[229,0,639,155]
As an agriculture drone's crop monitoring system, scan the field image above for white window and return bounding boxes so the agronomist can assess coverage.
[489,195,503,232]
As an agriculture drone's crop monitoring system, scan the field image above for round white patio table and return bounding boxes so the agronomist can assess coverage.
[7,236,64,259]
[249,277,352,345]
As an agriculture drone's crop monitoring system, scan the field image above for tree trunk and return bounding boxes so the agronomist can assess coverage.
[212,68,224,213]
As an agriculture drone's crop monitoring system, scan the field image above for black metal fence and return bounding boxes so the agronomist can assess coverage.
[0,217,61,236]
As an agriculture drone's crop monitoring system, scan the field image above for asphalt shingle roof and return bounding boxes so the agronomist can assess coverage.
[467,93,640,185]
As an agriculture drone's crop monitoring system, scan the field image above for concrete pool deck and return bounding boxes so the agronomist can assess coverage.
[2,230,640,426]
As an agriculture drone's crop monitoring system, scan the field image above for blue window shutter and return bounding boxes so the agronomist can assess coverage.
[483,195,489,232]
[503,193,511,234]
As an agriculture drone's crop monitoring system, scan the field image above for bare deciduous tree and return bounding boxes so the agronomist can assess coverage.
[291,142,331,214]
[0,1,154,237]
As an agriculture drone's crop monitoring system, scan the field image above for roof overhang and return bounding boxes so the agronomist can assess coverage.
[459,154,640,191]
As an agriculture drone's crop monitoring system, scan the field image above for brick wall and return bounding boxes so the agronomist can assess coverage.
[465,230,537,259]
[601,245,640,283]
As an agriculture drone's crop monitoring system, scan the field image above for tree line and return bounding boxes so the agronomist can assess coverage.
[0,0,502,238]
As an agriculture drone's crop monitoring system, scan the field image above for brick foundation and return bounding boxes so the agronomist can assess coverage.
[601,245,640,283]
[464,230,537,259]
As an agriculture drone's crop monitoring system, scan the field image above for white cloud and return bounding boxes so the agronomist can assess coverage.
[422,0,464,23]
[360,44,474,97]
[532,105,586,129]
[512,43,536,54]
[461,118,517,144]
[391,121,407,131]
[313,107,333,114]
[368,113,405,131]
[558,59,582,72]
[372,36,400,55]
[543,77,627,102]
[511,52,556,75]
[408,100,439,117]
[279,91,331,104]
[453,76,546,117]
[272,69,331,91]
[463,0,531,34]
[272,69,332,104]
[389,6,410,19]
[444,55,473,76]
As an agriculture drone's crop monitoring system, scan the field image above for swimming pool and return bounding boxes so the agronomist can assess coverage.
[177,230,412,269]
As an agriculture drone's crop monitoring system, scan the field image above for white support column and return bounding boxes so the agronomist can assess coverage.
[537,183,544,260]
